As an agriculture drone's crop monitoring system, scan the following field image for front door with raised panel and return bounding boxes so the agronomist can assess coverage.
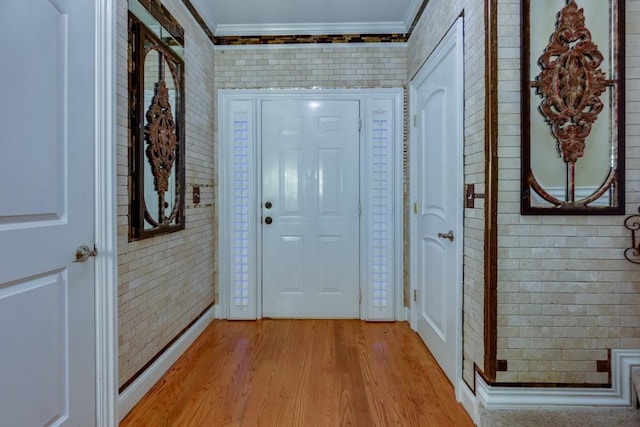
[262,100,360,318]
[0,0,96,425]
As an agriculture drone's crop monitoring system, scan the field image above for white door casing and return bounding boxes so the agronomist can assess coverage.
[262,100,360,318]
[410,19,464,386]
[0,0,118,425]
[219,89,403,321]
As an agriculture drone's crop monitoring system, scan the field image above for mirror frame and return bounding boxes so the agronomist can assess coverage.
[521,0,625,215]
[128,11,186,239]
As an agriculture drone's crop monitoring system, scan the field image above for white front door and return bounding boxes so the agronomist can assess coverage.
[411,20,463,385]
[262,100,360,318]
[0,0,97,425]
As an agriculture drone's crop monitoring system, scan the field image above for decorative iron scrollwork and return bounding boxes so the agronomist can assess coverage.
[129,11,185,240]
[145,80,177,194]
[145,80,178,223]
[536,0,607,164]
[624,207,640,264]
[520,0,625,215]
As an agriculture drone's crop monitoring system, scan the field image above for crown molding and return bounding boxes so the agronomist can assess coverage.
[187,0,218,34]
[403,0,423,30]
[213,21,408,37]
[213,41,407,50]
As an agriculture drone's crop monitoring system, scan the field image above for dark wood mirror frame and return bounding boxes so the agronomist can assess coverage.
[521,0,625,215]
[128,10,185,240]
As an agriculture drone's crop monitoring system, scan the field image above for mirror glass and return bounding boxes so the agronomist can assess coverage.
[128,7,185,239]
[142,50,180,230]
[521,0,624,214]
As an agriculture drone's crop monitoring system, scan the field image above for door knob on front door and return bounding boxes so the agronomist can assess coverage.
[74,244,97,262]
[437,230,454,242]
[264,216,273,225]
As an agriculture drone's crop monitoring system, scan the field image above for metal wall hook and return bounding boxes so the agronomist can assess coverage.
[624,207,640,264]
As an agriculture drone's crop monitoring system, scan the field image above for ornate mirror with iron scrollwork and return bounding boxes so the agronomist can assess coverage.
[521,0,625,215]
[128,4,185,239]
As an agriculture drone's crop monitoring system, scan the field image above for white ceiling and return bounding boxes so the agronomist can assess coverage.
[189,0,422,36]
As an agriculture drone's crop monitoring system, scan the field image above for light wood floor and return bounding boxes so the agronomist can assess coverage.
[120,320,474,427]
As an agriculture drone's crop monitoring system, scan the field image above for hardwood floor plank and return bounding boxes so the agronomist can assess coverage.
[120,320,474,427]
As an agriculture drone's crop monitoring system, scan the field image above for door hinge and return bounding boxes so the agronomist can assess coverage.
[413,114,418,127]
[413,202,419,214]
[359,289,362,302]
[413,289,417,302]
[358,118,362,131]
[358,201,362,217]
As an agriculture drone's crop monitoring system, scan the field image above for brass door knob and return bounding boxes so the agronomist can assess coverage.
[74,245,97,262]
[437,230,454,242]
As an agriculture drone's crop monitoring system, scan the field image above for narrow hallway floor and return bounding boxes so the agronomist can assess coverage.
[120,319,474,426]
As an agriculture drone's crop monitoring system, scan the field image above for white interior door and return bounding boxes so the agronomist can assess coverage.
[262,100,360,318]
[411,20,463,385]
[0,0,96,425]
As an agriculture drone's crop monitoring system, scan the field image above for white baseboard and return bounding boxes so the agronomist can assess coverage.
[458,379,479,424]
[213,303,225,319]
[477,349,640,410]
[117,305,217,421]
[403,306,411,322]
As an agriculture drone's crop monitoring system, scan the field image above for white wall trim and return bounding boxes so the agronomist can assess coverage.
[408,60,418,333]
[117,305,216,421]
[214,21,407,37]
[391,91,405,322]
[188,1,420,37]
[212,304,223,319]
[95,0,118,425]
[217,93,231,320]
[403,0,423,30]
[188,0,219,34]
[213,42,407,51]
[458,380,479,424]
[477,349,640,410]
[403,306,411,323]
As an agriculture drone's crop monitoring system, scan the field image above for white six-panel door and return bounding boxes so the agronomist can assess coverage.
[262,100,360,318]
[0,0,97,425]
[411,19,464,385]
[221,89,403,321]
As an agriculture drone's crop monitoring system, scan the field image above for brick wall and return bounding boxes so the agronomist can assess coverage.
[116,0,216,388]
[495,0,640,383]
[213,45,407,89]
[407,0,487,387]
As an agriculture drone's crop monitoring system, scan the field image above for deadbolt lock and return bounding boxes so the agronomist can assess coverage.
[265,201,273,209]
[264,216,273,225]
